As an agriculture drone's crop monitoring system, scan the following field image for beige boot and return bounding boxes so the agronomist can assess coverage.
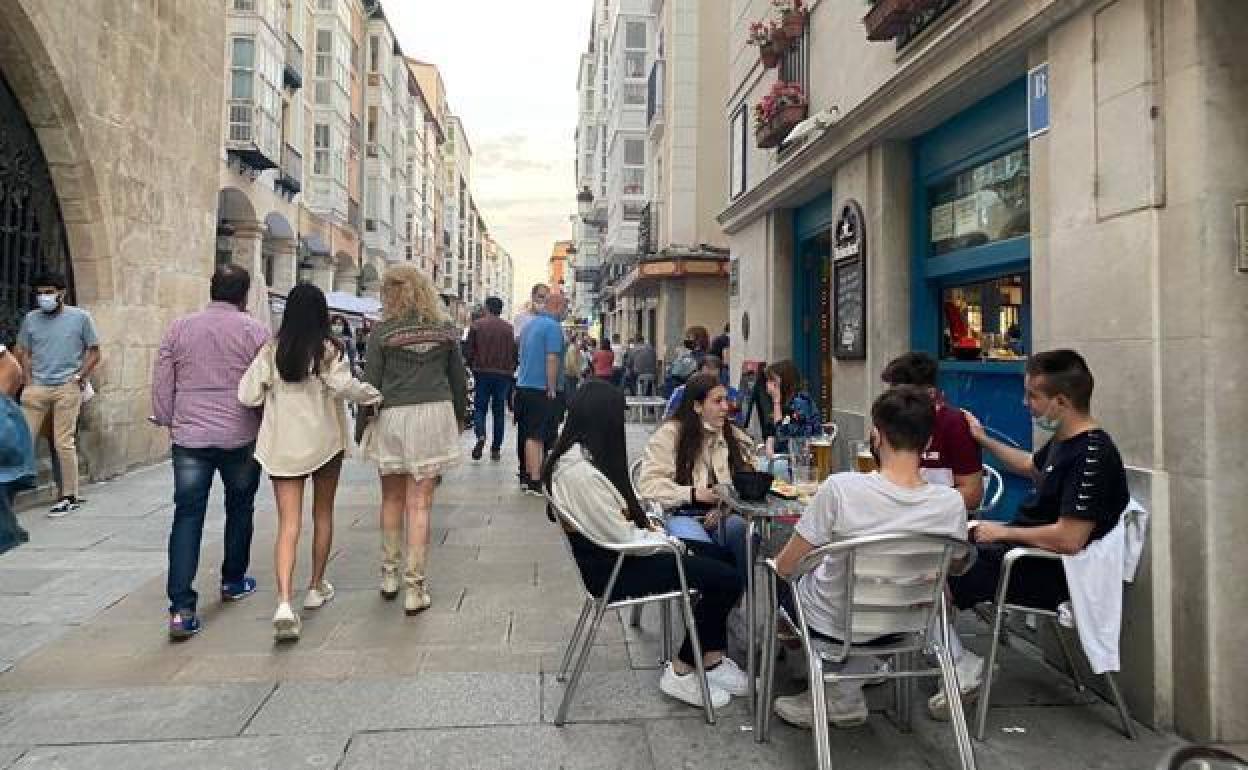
[403,547,431,615]
[380,531,401,600]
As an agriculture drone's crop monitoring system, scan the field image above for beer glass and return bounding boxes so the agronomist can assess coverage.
[850,439,877,473]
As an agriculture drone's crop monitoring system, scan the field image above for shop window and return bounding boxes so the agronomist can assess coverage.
[940,274,1027,362]
[927,146,1029,257]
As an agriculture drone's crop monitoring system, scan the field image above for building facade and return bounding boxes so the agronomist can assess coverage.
[0,1,226,475]
[722,0,1248,742]
[572,1,610,327]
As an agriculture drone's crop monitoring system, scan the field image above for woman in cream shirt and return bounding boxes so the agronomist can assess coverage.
[239,283,381,641]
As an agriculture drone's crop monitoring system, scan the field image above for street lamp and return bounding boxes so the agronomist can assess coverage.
[577,186,594,222]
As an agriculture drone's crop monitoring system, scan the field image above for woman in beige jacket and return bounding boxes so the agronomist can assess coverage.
[239,283,381,641]
[637,373,756,582]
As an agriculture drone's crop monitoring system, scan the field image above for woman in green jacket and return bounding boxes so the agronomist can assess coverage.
[362,266,468,614]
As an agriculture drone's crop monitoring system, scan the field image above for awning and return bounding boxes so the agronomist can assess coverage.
[301,234,330,256]
[326,291,382,319]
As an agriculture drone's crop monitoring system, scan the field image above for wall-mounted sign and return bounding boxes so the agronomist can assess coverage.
[832,200,867,360]
[1028,62,1050,138]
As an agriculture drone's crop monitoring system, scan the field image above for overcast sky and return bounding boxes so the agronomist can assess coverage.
[383,1,592,308]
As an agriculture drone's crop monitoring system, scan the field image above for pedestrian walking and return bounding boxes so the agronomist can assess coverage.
[361,266,468,614]
[465,296,516,462]
[238,283,382,641]
[13,271,101,516]
[513,283,550,487]
[151,265,271,640]
[591,337,615,380]
[0,344,34,555]
[515,291,567,496]
[330,314,358,373]
[610,333,626,387]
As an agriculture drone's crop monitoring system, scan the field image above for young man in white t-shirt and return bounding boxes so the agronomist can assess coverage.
[772,385,968,728]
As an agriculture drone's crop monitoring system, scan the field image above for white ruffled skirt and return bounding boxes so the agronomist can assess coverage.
[363,401,462,479]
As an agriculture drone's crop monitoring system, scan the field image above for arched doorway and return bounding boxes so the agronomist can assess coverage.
[0,71,72,345]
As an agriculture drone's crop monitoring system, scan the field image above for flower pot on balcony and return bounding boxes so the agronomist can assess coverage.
[760,40,782,69]
[781,11,806,40]
[770,104,808,143]
[756,122,783,149]
[863,0,916,41]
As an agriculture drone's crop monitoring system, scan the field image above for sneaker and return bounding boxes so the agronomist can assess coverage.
[404,576,432,615]
[489,448,502,462]
[471,438,485,461]
[221,576,257,601]
[517,470,529,489]
[168,611,201,640]
[659,663,731,709]
[524,479,544,497]
[705,656,750,697]
[273,602,301,641]
[47,496,82,518]
[303,580,335,610]
[380,567,400,600]
[774,683,869,729]
[928,651,985,721]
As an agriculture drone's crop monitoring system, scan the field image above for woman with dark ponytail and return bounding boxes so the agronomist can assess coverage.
[543,379,746,710]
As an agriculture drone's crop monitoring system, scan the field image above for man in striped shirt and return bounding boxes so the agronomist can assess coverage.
[151,265,270,640]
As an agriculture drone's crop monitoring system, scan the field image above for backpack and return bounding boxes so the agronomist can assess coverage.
[668,351,699,381]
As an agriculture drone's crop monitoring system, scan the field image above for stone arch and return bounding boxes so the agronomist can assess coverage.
[262,211,296,293]
[0,3,110,305]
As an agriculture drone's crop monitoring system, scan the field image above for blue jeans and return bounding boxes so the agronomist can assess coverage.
[473,372,511,451]
[666,512,751,585]
[167,443,262,614]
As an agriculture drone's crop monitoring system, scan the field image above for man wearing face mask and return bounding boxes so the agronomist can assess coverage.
[14,272,101,517]
[926,348,1130,721]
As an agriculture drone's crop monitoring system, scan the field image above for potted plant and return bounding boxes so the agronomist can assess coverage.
[748,20,785,69]
[772,0,808,39]
[753,81,809,149]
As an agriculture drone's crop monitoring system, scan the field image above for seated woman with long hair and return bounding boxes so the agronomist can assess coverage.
[763,359,824,458]
[637,372,755,582]
[542,379,747,709]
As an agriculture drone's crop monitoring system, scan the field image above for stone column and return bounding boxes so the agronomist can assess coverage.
[228,219,272,329]
[268,236,298,296]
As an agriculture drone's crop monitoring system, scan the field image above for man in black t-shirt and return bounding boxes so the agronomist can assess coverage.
[928,349,1130,721]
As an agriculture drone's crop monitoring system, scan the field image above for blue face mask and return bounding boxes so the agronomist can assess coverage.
[1032,405,1062,433]
[36,293,59,313]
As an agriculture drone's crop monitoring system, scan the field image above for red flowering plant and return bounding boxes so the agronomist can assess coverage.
[772,0,808,36]
[753,81,808,133]
[746,19,782,47]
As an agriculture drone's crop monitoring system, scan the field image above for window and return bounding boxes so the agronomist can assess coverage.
[625,21,646,49]
[730,105,747,198]
[781,25,810,95]
[230,37,255,100]
[315,29,331,77]
[367,106,378,148]
[623,82,646,105]
[926,146,1030,257]
[232,0,256,10]
[625,52,646,78]
[316,0,333,10]
[369,34,380,73]
[940,275,1028,361]
[313,123,329,175]
[624,139,644,166]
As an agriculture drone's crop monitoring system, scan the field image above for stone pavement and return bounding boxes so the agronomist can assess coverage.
[0,425,1184,768]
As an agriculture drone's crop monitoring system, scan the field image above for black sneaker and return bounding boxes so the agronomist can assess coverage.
[524,479,545,497]
[489,448,502,462]
[47,496,83,518]
[471,438,485,461]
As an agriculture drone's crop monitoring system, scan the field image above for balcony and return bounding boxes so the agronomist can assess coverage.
[225,100,279,171]
[277,144,302,195]
[283,35,303,90]
[646,60,664,129]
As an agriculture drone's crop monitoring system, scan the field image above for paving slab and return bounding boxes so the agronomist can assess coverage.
[0,747,26,769]
[244,673,539,734]
[340,724,655,770]
[541,669,747,724]
[0,624,74,670]
[11,734,348,770]
[0,594,120,626]
[0,570,59,595]
[0,683,273,745]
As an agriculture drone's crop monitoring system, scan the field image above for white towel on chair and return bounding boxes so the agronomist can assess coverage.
[1059,499,1149,674]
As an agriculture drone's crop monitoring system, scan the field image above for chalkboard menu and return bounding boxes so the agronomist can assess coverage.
[832,200,867,359]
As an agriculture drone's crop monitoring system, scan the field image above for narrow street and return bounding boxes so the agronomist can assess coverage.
[0,427,1179,768]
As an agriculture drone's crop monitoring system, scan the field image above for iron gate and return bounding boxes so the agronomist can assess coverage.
[0,71,72,346]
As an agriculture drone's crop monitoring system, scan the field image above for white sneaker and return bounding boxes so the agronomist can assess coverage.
[774,683,869,729]
[303,580,335,610]
[928,651,985,721]
[705,656,750,697]
[272,602,301,641]
[659,663,731,709]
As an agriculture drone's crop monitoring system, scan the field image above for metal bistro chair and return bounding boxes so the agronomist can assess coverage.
[973,465,1004,518]
[759,533,979,770]
[546,492,719,725]
[973,540,1140,742]
[626,458,679,663]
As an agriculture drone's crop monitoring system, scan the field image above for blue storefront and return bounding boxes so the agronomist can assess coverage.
[912,79,1032,518]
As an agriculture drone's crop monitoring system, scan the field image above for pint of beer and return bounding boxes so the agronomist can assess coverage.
[809,438,834,481]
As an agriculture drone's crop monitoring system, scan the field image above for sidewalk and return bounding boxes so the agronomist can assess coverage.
[0,425,1181,768]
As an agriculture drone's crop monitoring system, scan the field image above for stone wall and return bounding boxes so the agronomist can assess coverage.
[0,1,225,478]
